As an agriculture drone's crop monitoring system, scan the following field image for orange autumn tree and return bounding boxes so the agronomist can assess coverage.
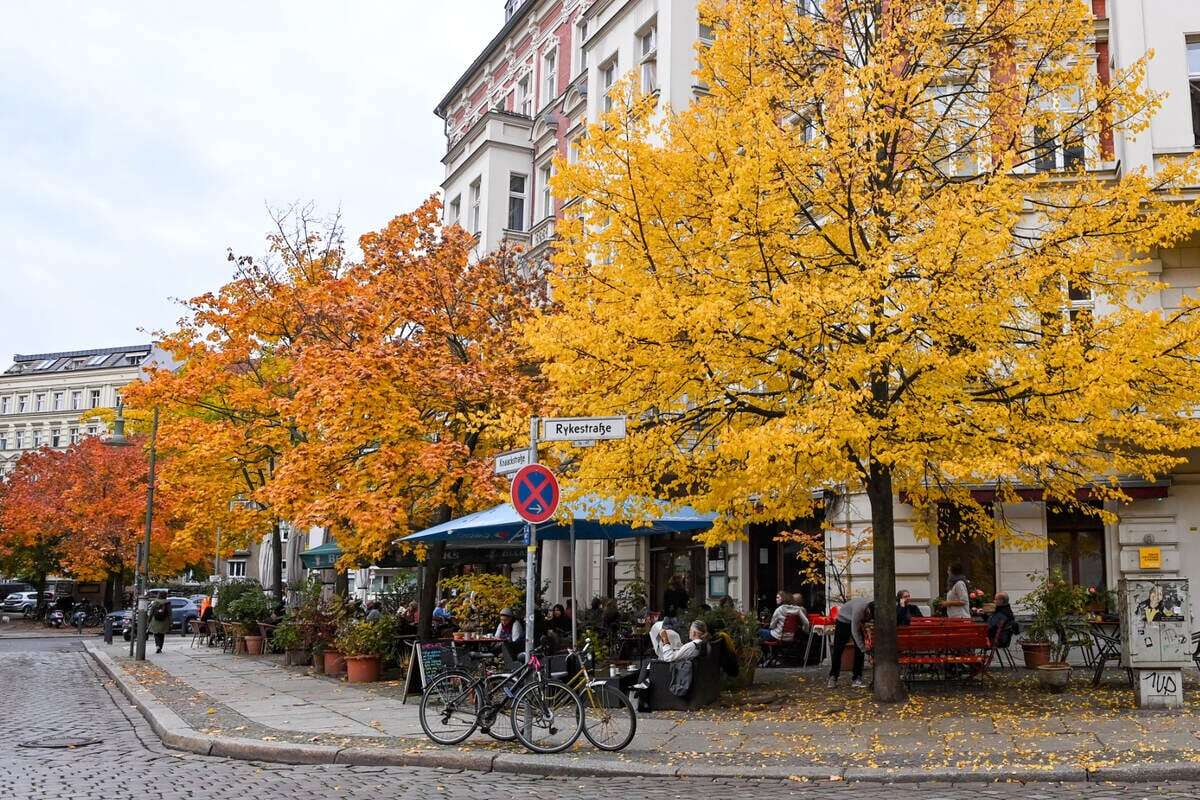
[0,448,70,606]
[125,208,346,598]
[268,198,549,636]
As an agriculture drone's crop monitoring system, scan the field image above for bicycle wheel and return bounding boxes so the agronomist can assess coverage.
[419,672,481,745]
[580,683,637,751]
[510,679,583,754]
[481,674,516,742]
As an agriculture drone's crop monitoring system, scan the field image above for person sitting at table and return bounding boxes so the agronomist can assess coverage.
[827,597,873,689]
[986,592,1019,647]
[495,608,525,660]
[896,590,914,626]
[433,599,452,623]
[759,591,810,641]
[600,598,621,633]
[660,620,708,662]
[547,603,572,637]
[365,600,382,622]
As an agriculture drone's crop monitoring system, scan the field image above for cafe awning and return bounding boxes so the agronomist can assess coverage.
[298,541,342,570]
[398,496,716,545]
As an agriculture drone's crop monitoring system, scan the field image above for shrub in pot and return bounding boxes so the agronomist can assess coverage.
[274,621,311,666]
[1020,570,1089,688]
[225,590,272,656]
[335,620,388,683]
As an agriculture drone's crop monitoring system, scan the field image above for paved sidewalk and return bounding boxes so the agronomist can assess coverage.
[88,637,1200,781]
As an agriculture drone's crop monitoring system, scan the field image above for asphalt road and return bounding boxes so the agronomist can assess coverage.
[1,639,1197,800]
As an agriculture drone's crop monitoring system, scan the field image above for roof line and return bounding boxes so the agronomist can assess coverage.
[14,344,152,363]
[434,1,539,119]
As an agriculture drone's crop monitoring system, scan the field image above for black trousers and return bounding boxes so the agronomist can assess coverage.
[828,620,863,679]
[145,631,165,652]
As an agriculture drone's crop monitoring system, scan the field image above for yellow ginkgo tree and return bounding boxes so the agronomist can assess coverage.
[531,0,1200,701]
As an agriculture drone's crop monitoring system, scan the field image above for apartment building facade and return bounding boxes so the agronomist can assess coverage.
[438,0,1200,621]
[0,344,176,478]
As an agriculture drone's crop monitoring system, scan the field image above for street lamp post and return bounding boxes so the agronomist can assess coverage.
[106,404,159,662]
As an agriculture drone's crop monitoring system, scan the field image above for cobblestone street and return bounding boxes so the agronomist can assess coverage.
[1,640,1198,800]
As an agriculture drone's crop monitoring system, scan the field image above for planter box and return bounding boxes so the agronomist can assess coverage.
[284,649,312,667]
[324,649,346,676]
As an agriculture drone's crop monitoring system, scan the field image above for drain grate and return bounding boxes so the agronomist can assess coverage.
[18,737,102,749]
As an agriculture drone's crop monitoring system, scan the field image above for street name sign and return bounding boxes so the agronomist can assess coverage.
[493,448,533,475]
[511,463,560,524]
[541,416,627,442]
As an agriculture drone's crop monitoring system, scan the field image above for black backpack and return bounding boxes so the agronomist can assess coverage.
[152,602,170,621]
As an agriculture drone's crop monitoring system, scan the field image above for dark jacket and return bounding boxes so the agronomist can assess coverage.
[663,588,690,617]
[987,603,1018,647]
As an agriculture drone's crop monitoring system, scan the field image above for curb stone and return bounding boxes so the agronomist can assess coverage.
[80,643,1200,783]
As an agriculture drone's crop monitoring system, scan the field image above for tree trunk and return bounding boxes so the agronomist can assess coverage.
[867,461,906,703]
[334,569,349,597]
[270,519,284,601]
[417,504,452,640]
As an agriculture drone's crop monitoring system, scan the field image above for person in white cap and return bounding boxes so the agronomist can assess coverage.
[494,608,524,660]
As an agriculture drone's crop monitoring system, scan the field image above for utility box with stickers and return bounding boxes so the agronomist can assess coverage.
[1119,578,1191,708]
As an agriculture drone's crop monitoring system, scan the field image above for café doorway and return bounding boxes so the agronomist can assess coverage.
[748,520,827,616]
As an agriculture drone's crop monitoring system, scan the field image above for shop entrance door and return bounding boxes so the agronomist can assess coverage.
[650,533,705,616]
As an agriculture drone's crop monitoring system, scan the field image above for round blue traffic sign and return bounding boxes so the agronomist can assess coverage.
[511,463,560,524]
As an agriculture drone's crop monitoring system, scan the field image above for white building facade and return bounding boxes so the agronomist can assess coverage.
[0,344,174,478]
[439,0,1200,620]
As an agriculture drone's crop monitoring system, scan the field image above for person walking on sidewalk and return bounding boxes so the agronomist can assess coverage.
[146,597,171,654]
[827,597,873,689]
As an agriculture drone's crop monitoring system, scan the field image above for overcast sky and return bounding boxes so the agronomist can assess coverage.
[0,2,501,357]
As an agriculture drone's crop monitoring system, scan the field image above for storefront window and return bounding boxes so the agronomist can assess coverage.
[936,504,996,597]
[1047,504,1106,589]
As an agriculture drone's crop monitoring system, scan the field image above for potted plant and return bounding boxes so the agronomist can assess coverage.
[1020,570,1089,690]
[693,601,761,688]
[225,591,272,655]
[335,619,388,682]
[274,620,311,666]
[440,573,522,637]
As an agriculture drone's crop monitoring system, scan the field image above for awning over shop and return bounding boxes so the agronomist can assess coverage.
[399,496,716,545]
[966,481,1171,504]
[299,541,342,569]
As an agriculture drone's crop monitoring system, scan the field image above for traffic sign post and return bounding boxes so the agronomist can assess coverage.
[523,419,539,664]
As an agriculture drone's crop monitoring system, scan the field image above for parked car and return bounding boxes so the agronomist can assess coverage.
[1,591,39,616]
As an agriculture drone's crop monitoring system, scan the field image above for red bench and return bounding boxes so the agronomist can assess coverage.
[893,623,991,685]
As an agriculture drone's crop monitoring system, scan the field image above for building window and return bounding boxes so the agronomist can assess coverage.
[542,48,557,107]
[279,522,291,543]
[87,425,98,437]
[52,392,63,411]
[935,503,996,599]
[575,19,588,74]
[51,428,61,448]
[1190,40,1200,147]
[639,24,658,93]
[35,394,45,412]
[699,20,715,41]
[508,173,527,231]
[539,162,553,219]
[601,57,618,113]
[14,430,24,449]
[0,434,7,451]
[125,353,143,366]
[32,429,42,448]
[70,426,79,444]
[17,395,27,413]
[448,195,461,227]
[517,74,532,116]
[469,178,482,234]
[227,560,247,578]
[0,397,8,414]
[71,391,82,410]
[89,389,101,408]
[1047,504,1106,590]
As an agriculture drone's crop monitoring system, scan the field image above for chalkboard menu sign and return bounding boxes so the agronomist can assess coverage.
[402,641,452,702]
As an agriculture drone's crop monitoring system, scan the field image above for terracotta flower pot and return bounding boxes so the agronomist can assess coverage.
[1036,663,1071,693]
[324,649,346,676]
[1021,641,1051,669]
[242,635,264,656]
[345,655,381,683]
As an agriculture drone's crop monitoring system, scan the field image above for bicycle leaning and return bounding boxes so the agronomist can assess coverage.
[554,639,637,752]
[418,644,584,754]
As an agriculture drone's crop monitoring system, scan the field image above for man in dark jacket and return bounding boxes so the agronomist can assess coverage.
[986,592,1019,647]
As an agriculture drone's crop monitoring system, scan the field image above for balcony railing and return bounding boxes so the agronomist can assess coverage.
[530,217,556,249]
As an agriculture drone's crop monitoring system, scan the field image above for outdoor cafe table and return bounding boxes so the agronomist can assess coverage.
[1088,618,1132,687]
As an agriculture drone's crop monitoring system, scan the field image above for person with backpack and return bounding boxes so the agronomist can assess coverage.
[986,592,1019,647]
[147,597,172,654]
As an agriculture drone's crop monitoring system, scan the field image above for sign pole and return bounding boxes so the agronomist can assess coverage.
[569,518,577,651]
[524,417,538,663]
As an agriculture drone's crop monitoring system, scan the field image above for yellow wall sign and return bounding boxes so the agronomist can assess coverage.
[1139,546,1163,570]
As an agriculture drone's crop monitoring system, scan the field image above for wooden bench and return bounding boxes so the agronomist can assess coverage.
[895,623,990,686]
